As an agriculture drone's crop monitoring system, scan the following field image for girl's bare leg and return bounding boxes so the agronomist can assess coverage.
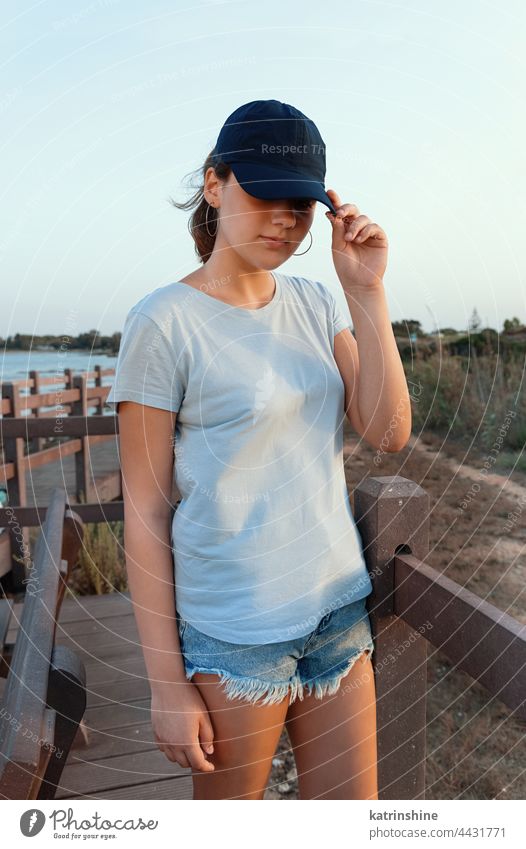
[285,650,378,800]
[190,671,291,800]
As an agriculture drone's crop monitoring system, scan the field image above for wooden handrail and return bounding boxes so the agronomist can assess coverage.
[393,552,526,720]
[1,413,120,579]
[1,414,118,439]
[0,490,66,795]
[0,487,86,799]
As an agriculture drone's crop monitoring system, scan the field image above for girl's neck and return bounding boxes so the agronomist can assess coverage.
[197,247,275,306]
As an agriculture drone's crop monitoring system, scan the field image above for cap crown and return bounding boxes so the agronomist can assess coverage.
[214,99,327,181]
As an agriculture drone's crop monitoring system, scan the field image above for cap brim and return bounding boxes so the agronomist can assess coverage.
[228,161,337,214]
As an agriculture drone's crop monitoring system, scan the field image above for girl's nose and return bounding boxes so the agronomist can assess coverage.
[270,201,297,228]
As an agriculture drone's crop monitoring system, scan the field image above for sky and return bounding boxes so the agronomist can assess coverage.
[1,0,525,338]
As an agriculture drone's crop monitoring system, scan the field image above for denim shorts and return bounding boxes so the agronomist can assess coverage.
[175,596,375,707]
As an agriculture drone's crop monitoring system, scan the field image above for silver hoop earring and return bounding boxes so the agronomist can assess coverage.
[292,230,313,256]
[205,203,218,237]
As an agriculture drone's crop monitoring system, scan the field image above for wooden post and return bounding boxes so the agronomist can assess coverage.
[94,365,103,415]
[354,475,430,800]
[71,375,90,504]
[63,369,73,415]
[1,383,30,590]
[29,370,44,453]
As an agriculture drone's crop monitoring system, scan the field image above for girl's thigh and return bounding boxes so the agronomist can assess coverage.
[285,650,378,800]
[190,671,291,800]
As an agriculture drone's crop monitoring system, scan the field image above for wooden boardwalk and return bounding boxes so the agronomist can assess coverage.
[2,591,193,800]
[22,440,121,507]
[19,439,180,509]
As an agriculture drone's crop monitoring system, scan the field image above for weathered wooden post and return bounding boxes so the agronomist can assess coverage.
[354,475,430,800]
[72,374,91,504]
[1,382,30,590]
[94,365,104,415]
[29,370,44,453]
[63,368,74,410]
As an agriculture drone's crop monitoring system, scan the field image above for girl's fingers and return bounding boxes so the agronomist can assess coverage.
[326,188,342,209]
[324,193,386,245]
[359,224,386,242]
[174,749,191,768]
[346,222,386,242]
[325,189,360,224]
[343,214,370,239]
[326,190,360,217]
[335,203,360,221]
[199,717,215,756]
[186,743,215,772]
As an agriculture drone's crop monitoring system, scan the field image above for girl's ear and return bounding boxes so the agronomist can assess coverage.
[203,166,221,207]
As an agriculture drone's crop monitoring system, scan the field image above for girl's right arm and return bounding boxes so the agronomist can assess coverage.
[117,399,215,772]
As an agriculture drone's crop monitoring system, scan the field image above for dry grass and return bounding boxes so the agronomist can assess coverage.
[69,518,127,596]
[409,350,526,464]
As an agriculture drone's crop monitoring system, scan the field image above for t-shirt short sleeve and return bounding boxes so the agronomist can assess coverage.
[330,291,351,336]
[106,309,185,414]
[318,284,351,350]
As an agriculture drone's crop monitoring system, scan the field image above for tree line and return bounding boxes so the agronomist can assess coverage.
[1,310,524,356]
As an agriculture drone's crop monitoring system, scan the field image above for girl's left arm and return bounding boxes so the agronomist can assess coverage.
[326,189,411,452]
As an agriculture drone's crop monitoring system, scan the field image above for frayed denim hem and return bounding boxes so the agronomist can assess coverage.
[184,664,305,707]
[302,646,374,701]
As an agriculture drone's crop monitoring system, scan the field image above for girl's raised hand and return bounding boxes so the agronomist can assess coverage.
[325,189,388,293]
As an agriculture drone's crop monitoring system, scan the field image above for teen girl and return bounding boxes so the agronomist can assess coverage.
[107,99,411,800]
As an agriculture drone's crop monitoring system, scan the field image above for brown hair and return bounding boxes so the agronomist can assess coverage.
[168,150,232,263]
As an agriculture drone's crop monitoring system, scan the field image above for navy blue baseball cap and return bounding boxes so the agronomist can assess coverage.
[211,99,336,214]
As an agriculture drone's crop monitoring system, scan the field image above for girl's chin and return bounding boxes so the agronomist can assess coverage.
[233,246,294,269]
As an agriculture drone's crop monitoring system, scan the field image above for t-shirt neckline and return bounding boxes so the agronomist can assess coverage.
[172,270,283,316]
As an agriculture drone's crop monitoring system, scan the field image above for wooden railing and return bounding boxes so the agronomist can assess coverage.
[0,487,87,799]
[1,366,116,500]
[1,366,114,418]
[354,477,526,799]
[1,369,118,583]
[0,416,525,799]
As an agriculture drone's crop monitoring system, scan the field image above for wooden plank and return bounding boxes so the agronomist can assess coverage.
[68,721,155,762]
[21,440,82,469]
[83,675,151,709]
[0,489,69,796]
[82,698,153,731]
[0,498,125,526]
[6,603,134,642]
[55,621,139,652]
[62,775,193,800]
[95,776,192,800]
[59,592,132,620]
[19,388,79,410]
[57,642,144,671]
[394,552,526,720]
[1,415,118,438]
[83,647,145,675]
[0,461,15,481]
[0,599,13,643]
[54,748,189,797]
[77,655,146,687]
[54,611,134,638]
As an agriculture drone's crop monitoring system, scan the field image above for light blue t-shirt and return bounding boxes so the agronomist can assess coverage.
[107,271,372,644]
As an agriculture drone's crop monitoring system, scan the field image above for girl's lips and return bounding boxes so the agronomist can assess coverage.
[260,235,289,247]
